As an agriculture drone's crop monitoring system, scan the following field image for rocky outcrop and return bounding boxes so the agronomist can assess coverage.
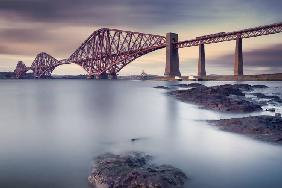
[168,84,262,113]
[208,115,282,144]
[251,93,282,103]
[154,86,170,89]
[88,152,188,188]
[171,83,203,88]
[252,84,269,89]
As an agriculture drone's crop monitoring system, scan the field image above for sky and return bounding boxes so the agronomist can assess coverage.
[0,0,281,75]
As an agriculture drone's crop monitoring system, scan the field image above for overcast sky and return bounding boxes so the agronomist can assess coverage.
[0,0,281,75]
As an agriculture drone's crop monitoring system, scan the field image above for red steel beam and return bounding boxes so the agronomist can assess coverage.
[177,22,282,48]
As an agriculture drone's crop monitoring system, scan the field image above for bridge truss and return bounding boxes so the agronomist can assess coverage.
[177,22,282,48]
[14,22,282,78]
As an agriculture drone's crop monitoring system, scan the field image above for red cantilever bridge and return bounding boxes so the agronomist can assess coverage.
[14,22,282,79]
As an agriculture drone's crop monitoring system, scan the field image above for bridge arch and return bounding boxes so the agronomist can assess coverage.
[51,63,88,76]
[31,52,70,78]
[67,28,166,77]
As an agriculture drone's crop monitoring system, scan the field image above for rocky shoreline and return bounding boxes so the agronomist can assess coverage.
[87,83,281,187]
[154,83,282,145]
[208,115,282,144]
[168,84,268,113]
[88,152,188,188]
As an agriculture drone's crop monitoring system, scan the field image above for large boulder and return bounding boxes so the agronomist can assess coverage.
[88,152,188,188]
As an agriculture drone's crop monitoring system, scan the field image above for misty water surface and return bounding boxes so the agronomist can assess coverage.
[0,80,282,188]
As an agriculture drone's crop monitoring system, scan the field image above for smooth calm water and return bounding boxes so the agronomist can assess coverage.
[0,80,282,188]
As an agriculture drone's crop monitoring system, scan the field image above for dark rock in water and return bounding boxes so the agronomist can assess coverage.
[232,84,254,91]
[88,152,188,188]
[130,138,144,142]
[208,115,282,144]
[131,138,140,142]
[276,113,282,117]
[251,93,282,103]
[169,84,262,113]
[154,86,170,89]
[172,83,204,88]
[226,84,268,91]
[187,83,205,88]
[171,84,190,88]
[266,108,276,112]
[252,84,268,89]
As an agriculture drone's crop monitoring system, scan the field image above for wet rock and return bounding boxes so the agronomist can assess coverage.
[208,115,282,144]
[183,83,205,88]
[266,108,276,112]
[186,83,205,88]
[88,152,188,188]
[276,113,281,117]
[154,86,170,89]
[251,93,282,103]
[131,138,140,142]
[130,138,145,142]
[227,84,268,91]
[231,84,254,91]
[171,83,204,88]
[171,84,190,88]
[252,84,268,89]
[169,84,262,113]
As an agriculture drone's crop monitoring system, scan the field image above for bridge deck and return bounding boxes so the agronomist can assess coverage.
[176,22,282,48]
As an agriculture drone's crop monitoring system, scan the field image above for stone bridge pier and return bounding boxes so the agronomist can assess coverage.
[196,38,245,78]
[165,34,245,78]
[234,37,243,76]
[164,33,181,77]
[198,44,206,77]
[196,39,244,78]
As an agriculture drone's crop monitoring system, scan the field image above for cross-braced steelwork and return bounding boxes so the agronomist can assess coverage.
[31,52,69,78]
[177,22,282,48]
[13,22,282,79]
[14,61,31,79]
[68,28,166,77]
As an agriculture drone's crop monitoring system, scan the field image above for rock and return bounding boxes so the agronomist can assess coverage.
[168,84,262,113]
[171,84,190,88]
[232,84,254,91]
[276,113,281,117]
[172,83,204,88]
[251,93,282,103]
[208,115,282,144]
[131,138,142,142]
[187,83,205,88]
[252,84,268,89]
[154,86,170,89]
[88,152,188,188]
[266,108,276,112]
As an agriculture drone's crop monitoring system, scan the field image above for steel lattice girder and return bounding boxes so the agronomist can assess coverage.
[67,28,166,76]
[31,52,70,78]
[14,61,30,78]
[177,22,282,48]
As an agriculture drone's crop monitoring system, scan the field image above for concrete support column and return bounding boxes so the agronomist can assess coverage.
[234,37,243,76]
[164,33,181,77]
[198,44,206,77]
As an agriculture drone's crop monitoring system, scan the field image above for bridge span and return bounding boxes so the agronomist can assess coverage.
[14,22,282,79]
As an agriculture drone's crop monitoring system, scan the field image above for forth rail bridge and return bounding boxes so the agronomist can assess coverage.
[14,22,282,79]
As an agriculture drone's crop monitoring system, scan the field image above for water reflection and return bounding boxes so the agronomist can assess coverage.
[0,80,281,188]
